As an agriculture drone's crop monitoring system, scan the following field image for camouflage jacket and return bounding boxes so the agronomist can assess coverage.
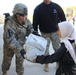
[3,16,33,52]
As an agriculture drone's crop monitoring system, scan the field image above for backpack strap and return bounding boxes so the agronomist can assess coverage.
[3,13,10,18]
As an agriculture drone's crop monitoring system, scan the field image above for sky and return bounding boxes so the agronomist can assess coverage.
[0,0,76,15]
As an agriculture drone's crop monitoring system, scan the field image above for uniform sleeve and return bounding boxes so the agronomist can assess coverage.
[32,8,40,31]
[4,20,23,51]
[26,19,34,36]
[27,19,34,32]
[56,4,66,22]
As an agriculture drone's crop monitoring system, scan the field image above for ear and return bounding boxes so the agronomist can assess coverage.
[57,29,61,38]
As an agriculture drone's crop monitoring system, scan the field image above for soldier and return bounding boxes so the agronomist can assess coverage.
[2,3,33,75]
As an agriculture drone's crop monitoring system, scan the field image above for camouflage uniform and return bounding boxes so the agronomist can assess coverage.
[41,32,61,55]
[2,3,33,75]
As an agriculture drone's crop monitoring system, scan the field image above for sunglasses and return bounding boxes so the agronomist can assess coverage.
[18,13,27,16]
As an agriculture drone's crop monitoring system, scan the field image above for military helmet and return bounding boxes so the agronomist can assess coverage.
[12,3,27,15]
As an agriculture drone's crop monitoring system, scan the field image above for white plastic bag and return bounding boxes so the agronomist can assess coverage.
[24,34,47,61]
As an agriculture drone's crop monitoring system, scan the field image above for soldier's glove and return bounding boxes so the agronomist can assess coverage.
[32,31,40,36]
[20,49,26,59]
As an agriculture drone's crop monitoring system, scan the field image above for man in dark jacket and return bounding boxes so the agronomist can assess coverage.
[32,0,66,72]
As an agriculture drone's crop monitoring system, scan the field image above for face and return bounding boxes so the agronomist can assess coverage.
[16,13,27,24]
[43,0,51,4]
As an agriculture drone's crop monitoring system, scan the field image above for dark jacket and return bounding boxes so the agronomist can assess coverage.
[33,2,66,33]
